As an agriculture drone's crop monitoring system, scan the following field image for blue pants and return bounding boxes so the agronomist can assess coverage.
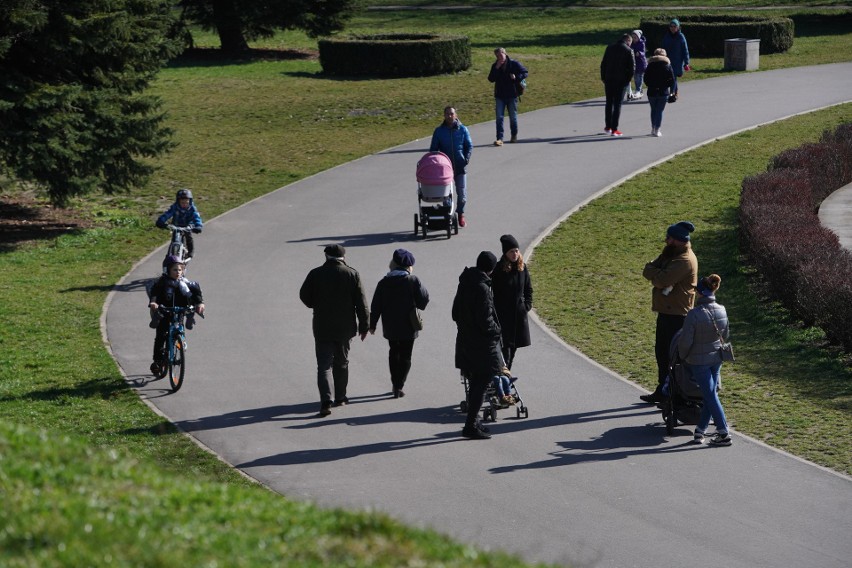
[495,97,518,140]
[648,95,668,130]
[692,363,728,434]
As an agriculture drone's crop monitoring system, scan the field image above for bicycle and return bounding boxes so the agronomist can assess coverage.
[154,305,196,392]
[163,224,195,268]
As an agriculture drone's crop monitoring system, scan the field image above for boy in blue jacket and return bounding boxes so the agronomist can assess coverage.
[156,188,203,261]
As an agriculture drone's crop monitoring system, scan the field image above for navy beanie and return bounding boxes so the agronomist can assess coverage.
[667,221,695,242]
[476,251,499,273]
[392,248,415,267]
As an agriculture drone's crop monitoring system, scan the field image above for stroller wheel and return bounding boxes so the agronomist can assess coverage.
[413,213,419,236]
[460,400,468,413]
[517,406,529,419]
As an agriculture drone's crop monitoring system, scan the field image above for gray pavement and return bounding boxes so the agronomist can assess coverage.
[106,63,852,568]
[820,182,852,251]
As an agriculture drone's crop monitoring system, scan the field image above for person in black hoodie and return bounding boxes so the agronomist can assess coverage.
[600,33,635,136]
[369,249,430,398]
[452,251,503,439]
[492,234,533,371]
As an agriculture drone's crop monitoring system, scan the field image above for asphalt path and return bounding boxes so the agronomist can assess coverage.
[106,63,852,568]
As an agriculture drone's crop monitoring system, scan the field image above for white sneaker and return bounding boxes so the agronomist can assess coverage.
[654,130,662,137]
[635,91,643,99]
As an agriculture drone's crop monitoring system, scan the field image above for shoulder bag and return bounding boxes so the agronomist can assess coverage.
[704,307,734,362]
[409,276,423,331]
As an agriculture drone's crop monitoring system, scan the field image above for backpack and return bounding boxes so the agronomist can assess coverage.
[515,77,527,97]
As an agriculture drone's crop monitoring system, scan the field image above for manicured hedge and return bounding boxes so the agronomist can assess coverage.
[740,123,852,351]
[640,14,794,56]
[318,33,471,77]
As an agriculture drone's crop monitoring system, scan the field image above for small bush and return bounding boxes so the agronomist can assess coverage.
[739,122,852,351]
[318,33,471,77]
[640,14,794,57]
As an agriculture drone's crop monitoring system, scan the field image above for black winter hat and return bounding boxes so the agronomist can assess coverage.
[500,234,520,254]
[476,251,499,273]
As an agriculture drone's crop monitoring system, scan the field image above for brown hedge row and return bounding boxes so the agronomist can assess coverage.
[640,14,794,57]
[739,123,852,351]
[318,33,471,77]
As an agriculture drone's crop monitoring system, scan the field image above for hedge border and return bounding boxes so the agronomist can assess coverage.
[318,33,471,77]
[739,123,852,351]
[640,14,794,57]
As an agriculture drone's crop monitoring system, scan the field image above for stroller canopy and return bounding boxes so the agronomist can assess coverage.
[417,151,454,186]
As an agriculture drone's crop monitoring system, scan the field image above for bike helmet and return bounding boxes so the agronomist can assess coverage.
[176,188,193,200]
[164,254,186,267]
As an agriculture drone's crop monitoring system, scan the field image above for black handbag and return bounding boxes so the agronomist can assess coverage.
[408,276,423,331]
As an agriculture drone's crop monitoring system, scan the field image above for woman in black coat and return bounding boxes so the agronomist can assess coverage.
[491,234,533,370]
[369,249,429,398]
[643,48,675,137]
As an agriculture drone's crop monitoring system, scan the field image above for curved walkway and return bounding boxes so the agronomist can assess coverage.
[106,63,852,568]
[820,182,852,251]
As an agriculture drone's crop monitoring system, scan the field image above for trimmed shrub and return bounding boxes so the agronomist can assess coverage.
[739,122,852,351]
[640,14,794,57]
[318,33,471,77]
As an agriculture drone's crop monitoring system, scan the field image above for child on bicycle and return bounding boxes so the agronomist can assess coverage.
[155,188,203,261]
[148,255,205,375]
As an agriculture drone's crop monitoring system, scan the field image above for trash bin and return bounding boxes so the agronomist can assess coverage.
[724,38,760,71]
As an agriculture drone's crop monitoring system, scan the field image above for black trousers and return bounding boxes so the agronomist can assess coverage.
[501,345,517,370]
[655,313,686,386]
[604,81,628,130]
[465,371,491,428]
[388,339,415,391]
[315,339,350,405]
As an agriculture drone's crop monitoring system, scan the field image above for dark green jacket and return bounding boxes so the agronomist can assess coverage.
[300,258,369,341]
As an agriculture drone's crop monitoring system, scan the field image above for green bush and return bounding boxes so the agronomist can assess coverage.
[640,14,794,57]
[318,33,471,76]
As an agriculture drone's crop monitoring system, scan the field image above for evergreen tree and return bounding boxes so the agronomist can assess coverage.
[179,0,358,54]
[0,0,183,206]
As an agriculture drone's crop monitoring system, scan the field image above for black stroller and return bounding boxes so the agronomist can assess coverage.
[458,349,529,422]
[660,330,703,435]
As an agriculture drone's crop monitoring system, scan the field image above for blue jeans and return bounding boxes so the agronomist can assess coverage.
[315,339,351,405]
[633,71,645,93]
[492,375,512,398]
[454,173,467,214]
[692,363,728,434]
[648,95,668,130]
[495,97,518,141]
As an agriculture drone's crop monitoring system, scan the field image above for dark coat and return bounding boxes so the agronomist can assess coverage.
[488,56,528,101]
[643,55,675,97]
[492,259,533,349]
[452,267,502,375]
[600,39,635,86]
[148,275,203,307]
[661,30,689,76]
[369,272,430,341]
[300,258,369,341]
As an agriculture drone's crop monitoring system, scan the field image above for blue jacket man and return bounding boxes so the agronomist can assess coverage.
[429,106,473,226]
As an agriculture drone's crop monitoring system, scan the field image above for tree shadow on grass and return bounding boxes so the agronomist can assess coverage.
[0,199,93,253]
[0,376,129,403]
[168,47,317,69]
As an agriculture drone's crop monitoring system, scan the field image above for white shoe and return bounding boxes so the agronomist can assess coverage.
[654,130,662,137]
[635,91,643,99]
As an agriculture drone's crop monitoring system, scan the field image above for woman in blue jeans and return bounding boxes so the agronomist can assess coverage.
[643,48,675,137]
[677,274,732,446]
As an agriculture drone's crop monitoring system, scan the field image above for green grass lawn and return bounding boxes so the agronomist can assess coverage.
[1,4,851,565]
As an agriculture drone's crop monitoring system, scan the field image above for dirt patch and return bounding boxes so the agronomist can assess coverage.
[0,194,97,252]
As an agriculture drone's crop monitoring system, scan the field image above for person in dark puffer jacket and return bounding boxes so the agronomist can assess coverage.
[369,249,430,399]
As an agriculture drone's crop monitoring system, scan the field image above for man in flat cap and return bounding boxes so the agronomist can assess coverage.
[641,221,698,403]
[300,244,369,416]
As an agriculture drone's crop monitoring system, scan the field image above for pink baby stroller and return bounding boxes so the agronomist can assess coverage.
[414,151,459,239]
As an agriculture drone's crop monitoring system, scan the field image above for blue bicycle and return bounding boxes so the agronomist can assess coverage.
[155,305,195,392]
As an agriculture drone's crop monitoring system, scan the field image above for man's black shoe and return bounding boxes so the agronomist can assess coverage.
[333,397,349,407]
[462,426,491,439]
[639,391,667,404]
